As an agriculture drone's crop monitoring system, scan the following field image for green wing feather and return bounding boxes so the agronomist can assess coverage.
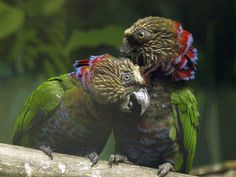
[12,74,75,145]
[170,87,200,172]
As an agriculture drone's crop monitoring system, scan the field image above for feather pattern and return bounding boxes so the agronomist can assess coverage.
[113,81,200,173]
[69,54,145,104]
[122,16,198,81]
[69,54,110,91]
[172,23,198,81]
[12,74,113,155]
[118,16,200,175]
[12,54,147,159]
[170,88,200,172]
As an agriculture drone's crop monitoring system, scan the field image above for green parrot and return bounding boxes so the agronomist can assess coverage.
[12,54,150,165]
[110,16,200,176]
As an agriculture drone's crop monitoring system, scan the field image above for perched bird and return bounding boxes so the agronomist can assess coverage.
[110,16,200,176]
[120,16,197,81]
[12,54,150,166]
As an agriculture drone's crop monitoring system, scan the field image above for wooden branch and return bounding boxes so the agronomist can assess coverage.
[0,143,196,177]
[190,160,236,176]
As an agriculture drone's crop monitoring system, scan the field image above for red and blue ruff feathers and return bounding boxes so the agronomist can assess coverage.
[172,22,198,81]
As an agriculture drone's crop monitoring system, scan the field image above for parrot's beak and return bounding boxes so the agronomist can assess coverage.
[120,88,150,115]
[120,38,134,56]
[131,88,150,115]
[120,38,145,67]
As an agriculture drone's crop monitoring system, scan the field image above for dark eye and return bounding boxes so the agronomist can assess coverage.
[121,73,134,85]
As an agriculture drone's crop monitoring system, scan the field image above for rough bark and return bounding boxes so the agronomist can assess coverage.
[190,160,236,177]
[0,143,196,177]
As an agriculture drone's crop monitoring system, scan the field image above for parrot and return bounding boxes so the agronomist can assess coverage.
[109,16,200,176]
[12,54,150,166]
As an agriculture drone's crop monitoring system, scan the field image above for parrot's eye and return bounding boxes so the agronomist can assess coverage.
[134,29,150,43]
[138,32,145,39]
[121,73,134,85]
[124,74,130,81]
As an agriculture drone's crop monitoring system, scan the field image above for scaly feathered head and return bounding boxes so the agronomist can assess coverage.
[69,54,150,114]
[121,16,198,81]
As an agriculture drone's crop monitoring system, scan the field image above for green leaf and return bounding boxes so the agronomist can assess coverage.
[42,0,65,16]
[0,2,24,39]
[26,0,65,16]
[64,25,125,55]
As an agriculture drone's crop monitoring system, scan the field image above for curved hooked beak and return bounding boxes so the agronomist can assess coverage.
[120,38,134,56]
[131,88,150,115]
[120,38,145,66]
[120,88,150,115]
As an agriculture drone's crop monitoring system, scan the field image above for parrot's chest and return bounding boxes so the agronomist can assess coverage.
[118,118,176,167]
[115,80,178,167]
[144,79,174,119]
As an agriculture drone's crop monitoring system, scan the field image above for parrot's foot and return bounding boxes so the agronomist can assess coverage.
[157,162,175,177]
[39,145,53,160]
[109,154,133,167]
[86,152,99,167]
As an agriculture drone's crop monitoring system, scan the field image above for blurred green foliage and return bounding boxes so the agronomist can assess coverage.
[64,26,124,55]
[0,0,235,167]
[26,0,65,16]
[0,0,125,77]
[0,1,24,39]
[1,0,67,76]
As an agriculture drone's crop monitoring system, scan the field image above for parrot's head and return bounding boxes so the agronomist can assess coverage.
[71,54,150,115]
[121,16,198,81]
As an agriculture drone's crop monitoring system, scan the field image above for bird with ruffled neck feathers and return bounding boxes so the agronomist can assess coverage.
[110,16,200,177]
[12,54,150,166]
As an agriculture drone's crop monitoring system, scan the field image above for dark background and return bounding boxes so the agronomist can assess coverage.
[0,0,235,167]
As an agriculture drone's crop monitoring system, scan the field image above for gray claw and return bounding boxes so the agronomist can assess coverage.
[86,152,99,167]
[109,154,132,167]
[157,162,175,177]
[40,145,53,160]
[109,154,118,167]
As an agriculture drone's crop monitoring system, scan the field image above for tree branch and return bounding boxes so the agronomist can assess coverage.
[0,143,196,177]
[190,160,236,176]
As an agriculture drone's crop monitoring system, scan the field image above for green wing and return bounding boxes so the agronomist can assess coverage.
[12,74,74,145]
[170,87,200,172]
